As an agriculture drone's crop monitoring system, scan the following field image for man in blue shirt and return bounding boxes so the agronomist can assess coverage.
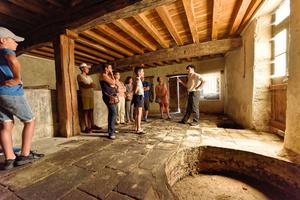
[0,27,42,170]
[142,77,151,122]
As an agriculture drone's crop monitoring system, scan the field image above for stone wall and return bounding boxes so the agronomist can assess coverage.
[284,0,300,154]
[120,58,225,114]
[225,14,272,131]
[13,89,56,145]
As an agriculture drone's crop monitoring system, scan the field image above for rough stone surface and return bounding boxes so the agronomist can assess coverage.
[1,114,299,200]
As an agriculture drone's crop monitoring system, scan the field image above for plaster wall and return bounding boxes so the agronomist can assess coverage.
[224,21,255,128]
[284,0,300,154]
[120,58,225,114]
[225,15,272,130]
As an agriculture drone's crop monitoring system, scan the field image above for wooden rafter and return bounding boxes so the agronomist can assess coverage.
[182,0,199,43]
[230,0,252,35]
[0,1,39,24]
[83,30,134,56]
[114,19,157,51]
[75,44,115,61]
[75,50,107,63]
[239,0,264,32]
[96,24,144,54]
[212,0,222,40]
[114,38,242,69]
[133,13,169,48]
[76,37,124,59]
[8,0,49,17]
[156,5,184,46]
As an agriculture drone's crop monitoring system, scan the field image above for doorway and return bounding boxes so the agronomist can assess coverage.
[168,75,188,113]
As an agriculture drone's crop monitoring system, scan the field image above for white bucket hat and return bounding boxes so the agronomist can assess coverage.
[0,27,24,42]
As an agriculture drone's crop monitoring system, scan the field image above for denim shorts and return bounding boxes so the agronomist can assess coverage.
[0,95,34,123]
[133,95,144,108]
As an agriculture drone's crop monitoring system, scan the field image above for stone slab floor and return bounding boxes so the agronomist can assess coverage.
[0,114,298,200]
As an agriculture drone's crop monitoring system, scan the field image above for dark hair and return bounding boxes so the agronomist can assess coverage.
[102,63,112,71]
[134,67,143,75]
[186,64,195,70]
[157,77,161,82]
[125,76,132,84]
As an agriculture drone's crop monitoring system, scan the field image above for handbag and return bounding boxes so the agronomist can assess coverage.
[155,96,160,103]
[108,95,119,104]
[104,92,119,104]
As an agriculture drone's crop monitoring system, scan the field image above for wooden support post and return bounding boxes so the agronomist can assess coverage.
[53,31,80,137]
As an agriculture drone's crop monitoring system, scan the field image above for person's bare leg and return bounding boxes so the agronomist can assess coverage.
[165,105,171,118]
[137,107,143,131]
[89,109,94,127]
[135,107,138,131]
[0,122,15,160]
[20,120,35,156]
[83,110,89,130]
[160,106,163,119]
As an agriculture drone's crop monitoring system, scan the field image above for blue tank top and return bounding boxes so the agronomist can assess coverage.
[0,48,24,95]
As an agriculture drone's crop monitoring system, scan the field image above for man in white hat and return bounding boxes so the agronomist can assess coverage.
[77,63,101,133]
[0,27,43,170]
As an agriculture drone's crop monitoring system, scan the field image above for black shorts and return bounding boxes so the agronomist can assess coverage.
[144,97,150,111]
[133,95,144,108]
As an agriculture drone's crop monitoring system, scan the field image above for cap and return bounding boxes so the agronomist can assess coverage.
[0,27,24,42]
[79,63,91,68]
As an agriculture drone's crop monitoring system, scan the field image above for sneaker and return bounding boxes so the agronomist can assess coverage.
[2,159,15,170]
[15,151,44,166]
[109,135,116,140]
[82,128,92,134]
[189,122,199,126]
[92,125,102,130]
[178,120,188,124]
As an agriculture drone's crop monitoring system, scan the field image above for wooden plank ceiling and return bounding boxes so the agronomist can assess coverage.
[0,0,263,71]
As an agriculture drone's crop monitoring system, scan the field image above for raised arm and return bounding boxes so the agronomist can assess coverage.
[101,72,116,86]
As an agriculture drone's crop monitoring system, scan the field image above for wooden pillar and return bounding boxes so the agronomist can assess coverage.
[53,30,80,137]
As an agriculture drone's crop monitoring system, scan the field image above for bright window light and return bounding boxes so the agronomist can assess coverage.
[275,0,290,25]
[274,53,287,77]
[274,29,287,56]
[200,72,220,100]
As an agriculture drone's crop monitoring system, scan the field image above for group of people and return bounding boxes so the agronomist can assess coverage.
[78,62,205,140]
[0,26,205,171]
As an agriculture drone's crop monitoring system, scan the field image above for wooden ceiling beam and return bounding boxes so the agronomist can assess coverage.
[133,13,170,48]
[239,0,264,32]
[75,50,107,63]
[114,38,242,68]
[75,44,115,61]
[26,52,54,60]
[8,0,49,17]
[18,0,178,53]
[83,30,134,56]
[156,5,184,46]
[31,49,54,58]
[96,24,144,54]
[75,56,99,65]
[76,37,124,59]
[212,0,222,40]
[0,1,40,24]
[229,0,252,35]
[114,19,157,51]
[182,0,199,43]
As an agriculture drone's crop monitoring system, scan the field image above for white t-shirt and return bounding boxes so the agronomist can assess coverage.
[77,74,94,97]
[186,72,203,92]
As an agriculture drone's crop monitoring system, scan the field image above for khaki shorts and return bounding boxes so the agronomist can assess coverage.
[81,96,94,110]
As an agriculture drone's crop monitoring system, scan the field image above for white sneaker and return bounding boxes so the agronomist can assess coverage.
[109,135,116,140]
[114,130,119,134]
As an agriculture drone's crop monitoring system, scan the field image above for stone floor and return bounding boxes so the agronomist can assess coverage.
[0,114,299,200]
